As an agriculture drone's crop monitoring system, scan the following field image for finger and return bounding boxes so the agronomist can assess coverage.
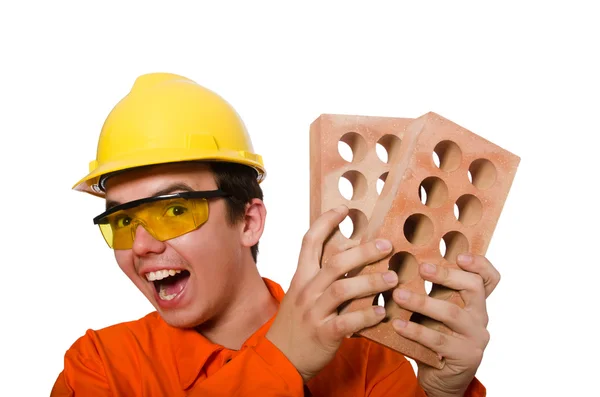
[418,263,486,316]
[309,238,393,296]
[323,305,386,341]
[314,270,398,318]
[392,288,474,336]
[296,205,349,279]
[392,318,475,361]
[456,254,501,297]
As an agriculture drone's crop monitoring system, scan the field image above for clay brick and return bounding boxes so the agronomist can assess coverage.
[310,112,520,369]
[310,114,413,261]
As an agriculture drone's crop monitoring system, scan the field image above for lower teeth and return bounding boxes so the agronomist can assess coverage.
[159,285,178,301]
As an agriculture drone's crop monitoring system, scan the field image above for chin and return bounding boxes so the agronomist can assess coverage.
[157,308,209,329]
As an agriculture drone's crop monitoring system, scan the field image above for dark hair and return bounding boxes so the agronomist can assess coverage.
[208,162,263,263]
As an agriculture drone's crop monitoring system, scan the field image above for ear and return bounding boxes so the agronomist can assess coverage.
[239,198,267,248]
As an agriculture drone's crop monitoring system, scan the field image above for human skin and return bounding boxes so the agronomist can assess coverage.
[104,161,498,395]
[103,162,278,349]
[267,205,500,396]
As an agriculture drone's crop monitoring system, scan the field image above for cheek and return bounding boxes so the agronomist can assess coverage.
[114,250,137,279]
[175,219,242,267]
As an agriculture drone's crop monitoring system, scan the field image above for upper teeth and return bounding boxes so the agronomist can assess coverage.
[146,269,182,281]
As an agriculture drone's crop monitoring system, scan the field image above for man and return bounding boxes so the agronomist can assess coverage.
[52,72,497,396]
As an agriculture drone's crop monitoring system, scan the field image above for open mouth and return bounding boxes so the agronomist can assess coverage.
[146,269,191,301]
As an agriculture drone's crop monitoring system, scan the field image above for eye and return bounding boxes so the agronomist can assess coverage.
[165,205,188,217]
[114,216,132,228]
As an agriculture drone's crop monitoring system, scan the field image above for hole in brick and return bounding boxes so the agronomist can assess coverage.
[418,177,448,208]
[389,251,419,284]
[338,171,367,200]
[439,238,447,257]
[338,141,353,162]
[338,132,368,163]
[377,172,388,195]
[455,194,483,226]
[454,203,460,218]
[469,158,497,190]
[419,186,427,204]
[376,134,402,164]
[339,209,368,240]
[376,143,388,163]
[373,293,393,323]
[441,231,469,263]
[432,151,441,168]
[338,176,353,200]
[424,280,433,294]
[403,214,434,246]
[433,140,462,172]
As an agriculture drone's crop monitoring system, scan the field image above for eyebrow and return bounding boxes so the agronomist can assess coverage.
[105,183,196,210]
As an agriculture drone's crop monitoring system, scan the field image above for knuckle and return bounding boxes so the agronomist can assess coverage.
[437,265,449,281]
[482,313,490,327]
[325,256,344,275]
[435,333,448,348]
[330,281,347,300]
[481,329,491,346]
[301,309,313,324]
[367,273,380,289]
[412,292,425,308]
[295,288,311,308]
[333,317,347,337]
[302,230,317,247]
[362,307,378,326]
[468,274,485,294]
[446,304,462,322]
[494,270,502,285]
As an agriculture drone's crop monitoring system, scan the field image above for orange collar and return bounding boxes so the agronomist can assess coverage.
[159,277,285,389]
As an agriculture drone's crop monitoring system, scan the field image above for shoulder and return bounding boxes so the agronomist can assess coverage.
[65,311,164,360]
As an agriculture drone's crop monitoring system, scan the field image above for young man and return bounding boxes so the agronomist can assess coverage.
[52,73,496,396]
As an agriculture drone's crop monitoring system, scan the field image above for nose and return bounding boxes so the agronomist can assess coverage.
[131,224,166,256]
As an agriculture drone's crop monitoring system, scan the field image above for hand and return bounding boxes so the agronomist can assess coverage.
[391,254,500,397]
[266,205,398,382]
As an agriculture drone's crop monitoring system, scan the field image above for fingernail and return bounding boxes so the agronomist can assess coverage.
[393,319,407,328]
[383,271,398,284]
[395,289,410,301]
[457,254,473,264]
[334,205,347,214]
[374,306,386,315]
[376,239,392,251]
[422,263,436,274]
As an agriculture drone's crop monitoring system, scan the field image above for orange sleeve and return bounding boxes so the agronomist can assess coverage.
[369,362,486,397]
[187,337,305,396]
[50,345,112,396]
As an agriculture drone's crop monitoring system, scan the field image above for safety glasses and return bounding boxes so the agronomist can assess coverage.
[93,190,231,250]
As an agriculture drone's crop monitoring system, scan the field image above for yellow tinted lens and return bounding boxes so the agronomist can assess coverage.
[145,199,201,241]
[98,212,136,249]
[98,198,210,249]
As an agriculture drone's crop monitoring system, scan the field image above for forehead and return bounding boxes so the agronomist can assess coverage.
[104,162,216,203]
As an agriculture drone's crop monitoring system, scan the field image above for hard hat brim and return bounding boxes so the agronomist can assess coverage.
[73,149,266,197]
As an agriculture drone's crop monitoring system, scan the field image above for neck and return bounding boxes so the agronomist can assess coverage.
[196,262,279,350]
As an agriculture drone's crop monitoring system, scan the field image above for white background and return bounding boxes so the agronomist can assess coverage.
[1,1,597,396]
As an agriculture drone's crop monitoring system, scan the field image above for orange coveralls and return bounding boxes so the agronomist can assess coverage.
[52,278,486,396]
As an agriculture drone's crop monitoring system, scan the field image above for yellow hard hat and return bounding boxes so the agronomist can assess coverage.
[73,72,265,196]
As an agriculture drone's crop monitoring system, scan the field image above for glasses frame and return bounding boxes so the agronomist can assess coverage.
[93,189,232,225]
